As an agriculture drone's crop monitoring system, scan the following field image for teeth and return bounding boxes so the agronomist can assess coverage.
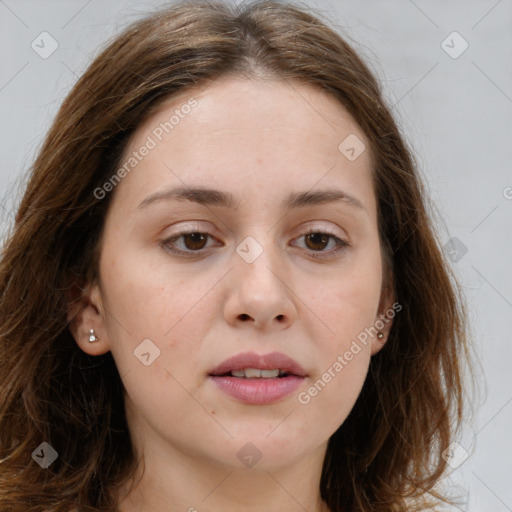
[260,369,280,378]
[244,368,263,378]
[230,368,281,378]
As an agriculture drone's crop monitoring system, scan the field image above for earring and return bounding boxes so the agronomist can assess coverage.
[88,329,99,343]
[377,331,384,340]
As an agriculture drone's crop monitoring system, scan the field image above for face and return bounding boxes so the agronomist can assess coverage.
[73,75,393,473]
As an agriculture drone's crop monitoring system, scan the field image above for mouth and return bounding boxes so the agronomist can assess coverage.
[208,351,308,378]
[208,351,307,405]
[214,368,296,378]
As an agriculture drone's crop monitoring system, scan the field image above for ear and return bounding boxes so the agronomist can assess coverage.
[67,280,111,356]
[370,278,396,356]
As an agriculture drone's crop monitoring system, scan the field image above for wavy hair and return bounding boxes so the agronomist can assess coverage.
[0,1,476,510]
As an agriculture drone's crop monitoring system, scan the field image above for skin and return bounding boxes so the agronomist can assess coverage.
[70,75,394,512]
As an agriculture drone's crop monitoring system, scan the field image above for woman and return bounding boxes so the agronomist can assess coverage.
[0,0,476,510]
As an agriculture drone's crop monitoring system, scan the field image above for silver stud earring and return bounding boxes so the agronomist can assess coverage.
[377,332,384,340]
[88,329,99,343]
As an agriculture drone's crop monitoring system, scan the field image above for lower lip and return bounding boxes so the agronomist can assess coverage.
[209,375,304,405]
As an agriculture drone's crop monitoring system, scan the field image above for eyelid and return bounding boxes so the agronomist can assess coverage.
[163,220,347,240]
[298,220,347,238]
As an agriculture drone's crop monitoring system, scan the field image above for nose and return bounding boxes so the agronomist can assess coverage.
[223,236,297,332]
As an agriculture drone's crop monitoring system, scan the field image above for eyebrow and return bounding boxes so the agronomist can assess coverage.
[137,186,366,212]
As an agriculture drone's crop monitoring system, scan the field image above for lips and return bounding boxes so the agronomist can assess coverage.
[209,351,307,405]
[209,351,308,378]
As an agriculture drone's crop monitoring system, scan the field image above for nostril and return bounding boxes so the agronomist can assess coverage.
[239,314,250,321]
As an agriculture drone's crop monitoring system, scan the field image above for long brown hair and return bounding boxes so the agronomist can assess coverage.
[0,1,477,510]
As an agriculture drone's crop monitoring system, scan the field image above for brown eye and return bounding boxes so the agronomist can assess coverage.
[181,232,209,250]
[162,231,219,256]
[304,233,330,251]
[293,230,350,259]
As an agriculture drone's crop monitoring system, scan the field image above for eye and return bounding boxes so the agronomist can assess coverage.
[292,230,349,259]
[161,231,220,255]
[160,229,349,258]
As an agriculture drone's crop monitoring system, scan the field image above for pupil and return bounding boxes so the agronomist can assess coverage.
[185,232,207,250]
[306,233,328,251]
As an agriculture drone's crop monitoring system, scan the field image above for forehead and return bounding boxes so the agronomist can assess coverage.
[111,75,376,216]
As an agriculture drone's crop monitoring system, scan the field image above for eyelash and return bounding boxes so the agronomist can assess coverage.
[160,229,350,259]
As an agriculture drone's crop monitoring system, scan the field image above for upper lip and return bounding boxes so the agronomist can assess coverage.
[209,351,307,377]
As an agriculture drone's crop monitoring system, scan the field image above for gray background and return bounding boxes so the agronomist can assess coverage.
[1,0,511,509]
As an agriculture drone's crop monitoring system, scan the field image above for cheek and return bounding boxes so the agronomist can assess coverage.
[99,246,218,381]
[297,252,381,410]
[306,258,382,347]
[306,347,370,418]
[99,238,191,334]
[297,290,374,433]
